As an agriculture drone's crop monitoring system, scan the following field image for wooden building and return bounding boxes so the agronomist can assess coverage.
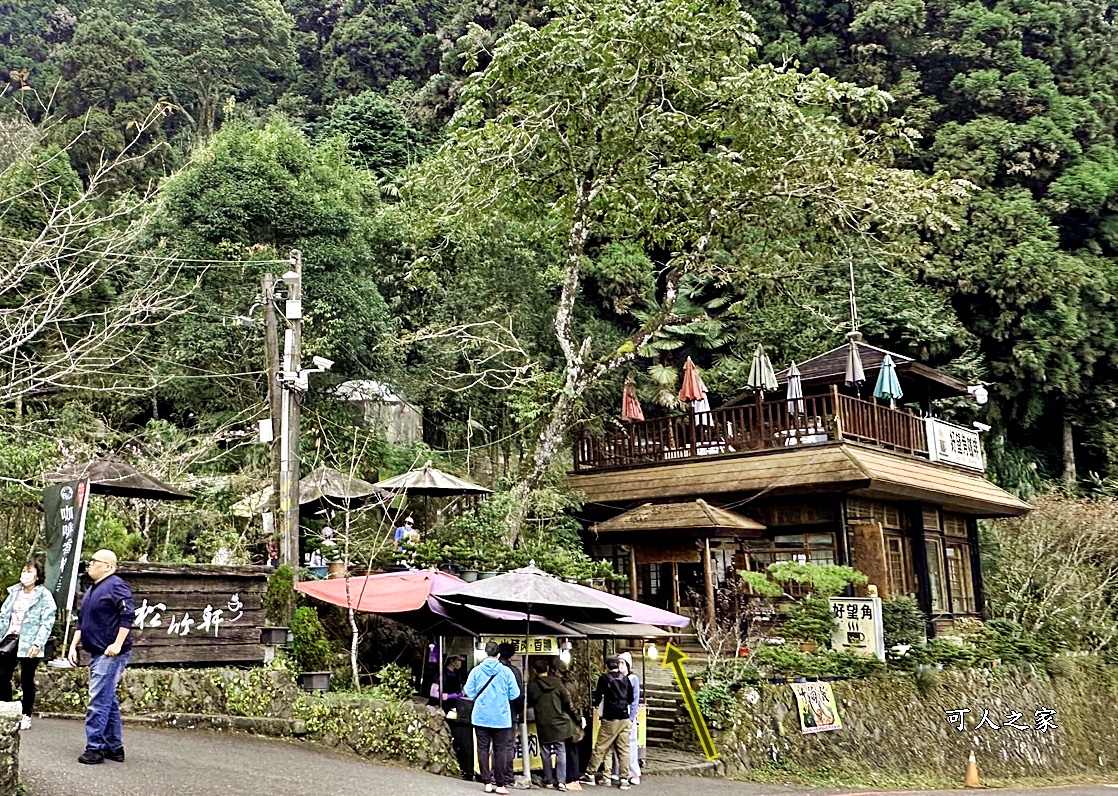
[569,340,1030,635]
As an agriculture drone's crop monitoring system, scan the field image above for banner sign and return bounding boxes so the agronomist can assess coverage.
[43,479,91,610]
[482,636,560,655]
[791,681,843,734]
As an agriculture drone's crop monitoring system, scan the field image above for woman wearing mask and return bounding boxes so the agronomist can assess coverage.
[0,559,58,730]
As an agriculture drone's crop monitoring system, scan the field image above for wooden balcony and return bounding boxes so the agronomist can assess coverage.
[573,386,937,473]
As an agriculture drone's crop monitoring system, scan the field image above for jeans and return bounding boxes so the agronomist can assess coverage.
[541,740,567,785]
[585,718,630,781]
[0,651,41,715]
[475,726,515,786]
[86,651,131,753]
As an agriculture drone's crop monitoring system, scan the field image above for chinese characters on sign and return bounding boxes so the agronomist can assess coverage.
[43,478,91,610]
[790,682,843,734]
[925,418,985,470]
[829,596,885,661]
[945,707,1059,733]
[481,636,559,655]
[133,594,245,637]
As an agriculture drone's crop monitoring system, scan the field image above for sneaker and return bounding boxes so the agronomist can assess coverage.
[19,715,30,731]
[78,749,105,765]
[485,786,496,793]
[566,783,582,792]
[619,781,631,791]
[629,777,640,786]
[495,787,509,795]
[579,776,596,787]
[105,748,125,763]
[557,785,567,792]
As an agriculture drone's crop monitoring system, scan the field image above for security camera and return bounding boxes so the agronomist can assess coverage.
[973,421,992,433]
[311,356,334,371]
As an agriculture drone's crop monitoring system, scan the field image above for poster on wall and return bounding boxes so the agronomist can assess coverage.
[790,681,843,734]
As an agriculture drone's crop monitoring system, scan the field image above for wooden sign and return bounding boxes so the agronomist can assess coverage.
[104,563,271,665]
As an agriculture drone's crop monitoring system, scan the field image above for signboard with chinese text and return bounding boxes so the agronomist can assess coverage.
[481,636,560,655]
[925,418,984,471]
[91,563,271,665]
[790,681,843,734]
[43,479,90,610]
[829,596,885,661]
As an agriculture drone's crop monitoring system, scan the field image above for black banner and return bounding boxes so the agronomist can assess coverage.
[43,479,90,610]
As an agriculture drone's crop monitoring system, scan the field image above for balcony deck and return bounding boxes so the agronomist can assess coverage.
[573,386,937,473]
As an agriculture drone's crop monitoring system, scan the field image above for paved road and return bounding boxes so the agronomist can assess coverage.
[18,717,1118,796]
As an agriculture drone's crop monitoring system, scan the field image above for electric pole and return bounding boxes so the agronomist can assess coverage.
[262,273,282,558]
[278,250,303,574]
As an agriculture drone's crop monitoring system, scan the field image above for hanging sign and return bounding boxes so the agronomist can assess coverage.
[925,418,984,470]
[43,479,91,610]
[790,681,843,734]
[482,636,560,655]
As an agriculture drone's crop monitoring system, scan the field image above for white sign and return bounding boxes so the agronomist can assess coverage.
[925,418,984,470]
[829,596,885,661]
[133,593,245,638]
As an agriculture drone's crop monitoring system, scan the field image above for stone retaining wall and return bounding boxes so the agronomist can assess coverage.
[35,663,459,776]
[0,702,18,794]
[691,659,1118,784]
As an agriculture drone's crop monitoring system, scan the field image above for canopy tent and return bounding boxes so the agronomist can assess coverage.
[373,461,491,496]
[231,466,388,518]
[45,455,193,501]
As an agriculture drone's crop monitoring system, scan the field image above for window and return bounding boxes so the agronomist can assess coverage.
[848,498,903,529]
[924,538,948,613]
[922,506,940,531]
[745,534,836,568]
[886,536,913,596]
[942,513,968,538]
[647,563,660,595]
[945,544,976,613]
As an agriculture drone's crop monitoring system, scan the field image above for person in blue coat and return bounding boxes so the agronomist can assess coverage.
[0,559,58,730]
[463,642,521,794]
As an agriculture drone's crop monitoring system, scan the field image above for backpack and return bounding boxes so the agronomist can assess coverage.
[603,671,630,714]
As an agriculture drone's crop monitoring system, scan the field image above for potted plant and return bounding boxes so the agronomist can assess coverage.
[290,606,335,691]
[260,564,295,645]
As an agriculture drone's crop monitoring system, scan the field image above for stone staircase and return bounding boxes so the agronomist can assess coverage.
[621,635,711,748]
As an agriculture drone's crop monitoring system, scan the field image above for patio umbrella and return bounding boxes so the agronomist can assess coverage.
[844,333,865,391]
[231,466,389,518]
[786,361,805,416]
[678,357,706,403]
[45,455,193,500]
[746,343,779,393]
[621,376,645,422]
[373,461,491,496]
[873,354,904,408]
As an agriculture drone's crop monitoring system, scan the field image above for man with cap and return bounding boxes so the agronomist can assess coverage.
[580,656,634,789]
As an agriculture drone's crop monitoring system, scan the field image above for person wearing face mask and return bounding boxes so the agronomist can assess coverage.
[0,558,58,730]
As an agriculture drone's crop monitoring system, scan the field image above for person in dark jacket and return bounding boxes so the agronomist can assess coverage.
[527,658,581,789]
[580,657,634,789]
[497,642,525,722]
[67,549,135,765]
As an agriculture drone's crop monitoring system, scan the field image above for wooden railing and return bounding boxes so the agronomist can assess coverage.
[572,386,933,472]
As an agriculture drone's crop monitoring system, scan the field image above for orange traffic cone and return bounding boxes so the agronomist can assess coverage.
[965,750,981,788]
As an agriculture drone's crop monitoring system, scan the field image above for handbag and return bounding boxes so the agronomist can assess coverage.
[457,672,498,723]
[0,634,17,656]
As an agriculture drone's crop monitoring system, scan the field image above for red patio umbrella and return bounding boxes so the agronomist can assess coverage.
[678,356,706,403]
[621,376,645,422]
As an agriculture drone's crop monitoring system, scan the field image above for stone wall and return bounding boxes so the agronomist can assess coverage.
[35,663,459,776]
[696,659,1118,784]
[0,702,19,795]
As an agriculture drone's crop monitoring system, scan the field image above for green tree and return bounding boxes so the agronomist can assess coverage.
[409,0,969,541]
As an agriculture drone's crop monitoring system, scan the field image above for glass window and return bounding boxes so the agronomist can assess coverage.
[945,544,976,613]
[925,538,948,613]
[886,536,913,597]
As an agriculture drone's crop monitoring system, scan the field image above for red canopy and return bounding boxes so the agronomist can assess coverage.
[295,570,464,613]
[621,377,645,422]
[678,356,706,403]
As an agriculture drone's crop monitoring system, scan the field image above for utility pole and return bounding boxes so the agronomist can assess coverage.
[262,273,283,556]
[278,250,303,574]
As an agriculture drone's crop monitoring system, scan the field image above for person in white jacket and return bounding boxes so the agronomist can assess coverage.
[0,559,58,730]
[612,651,642,785]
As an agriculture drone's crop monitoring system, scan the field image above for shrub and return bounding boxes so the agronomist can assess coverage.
[290,606,335,672]
[882,596,927,649]
[263,565,296,625]
[781,596,838,648]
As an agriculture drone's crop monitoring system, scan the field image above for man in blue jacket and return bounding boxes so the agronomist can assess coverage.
[463,641,521,794]
[67,549,135,765]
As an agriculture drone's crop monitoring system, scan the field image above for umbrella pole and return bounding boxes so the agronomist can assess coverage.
[519,609,531,788]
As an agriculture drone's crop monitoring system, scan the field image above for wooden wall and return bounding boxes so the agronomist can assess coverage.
[102,563,271,666]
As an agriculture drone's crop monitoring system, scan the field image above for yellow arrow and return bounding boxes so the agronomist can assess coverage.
[661,641,718,760]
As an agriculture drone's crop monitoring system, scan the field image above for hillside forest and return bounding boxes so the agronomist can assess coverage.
[2,0,1118,649]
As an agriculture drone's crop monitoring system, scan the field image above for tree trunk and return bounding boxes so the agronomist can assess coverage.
[1062,417,1076,488]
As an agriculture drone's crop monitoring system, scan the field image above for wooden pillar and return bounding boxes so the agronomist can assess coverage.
[670,562,679,614]
[703,537,716,629]
[628,545,639,602]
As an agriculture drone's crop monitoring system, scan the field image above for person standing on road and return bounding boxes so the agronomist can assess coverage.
[527,657,581,790]
[612,651,642,785]
[67,549,135,765]
[581,657,634,789]
[464,641,521,794]
[0,558,57,730]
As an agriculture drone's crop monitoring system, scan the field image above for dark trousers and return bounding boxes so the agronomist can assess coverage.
[564,736,582,784]
[475,726,515,786]
[0,651,40,716]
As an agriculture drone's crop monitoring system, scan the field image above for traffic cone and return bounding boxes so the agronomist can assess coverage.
[964,750,981,788]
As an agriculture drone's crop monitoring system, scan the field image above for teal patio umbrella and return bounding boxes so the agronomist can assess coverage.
[872,354,903,408]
